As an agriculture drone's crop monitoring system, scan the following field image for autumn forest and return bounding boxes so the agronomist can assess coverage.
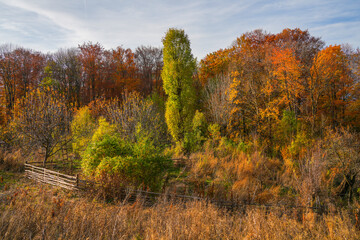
[1,28,360,239]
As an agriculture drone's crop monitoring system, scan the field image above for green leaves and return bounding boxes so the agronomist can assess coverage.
[71,106,96,156]
[162,28,196,148]
[81,119,171,191]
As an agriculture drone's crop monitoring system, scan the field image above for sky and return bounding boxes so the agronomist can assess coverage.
[0,0,359,59]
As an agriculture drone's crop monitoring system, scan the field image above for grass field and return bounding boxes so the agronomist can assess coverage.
[1,177,359,240]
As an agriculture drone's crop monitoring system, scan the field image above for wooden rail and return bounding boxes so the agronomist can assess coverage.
[115,189,325,212]
[25,162,79,190]
[24,161,325,212]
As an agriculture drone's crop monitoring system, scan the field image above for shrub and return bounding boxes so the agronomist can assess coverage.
[202,75,231,131]
[71,106,96,157]
[96,125,172,191]
[183,110,208,153]
[82,134,131,176]
[187,148,282,204]
[322,128,360,204]
[82,121,171,195]
[278,110,298,143]
[0,149,25,172]
[104,92,168,146]
[81,117,124,175]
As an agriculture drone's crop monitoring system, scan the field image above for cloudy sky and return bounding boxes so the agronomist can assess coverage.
[0,0,359,59]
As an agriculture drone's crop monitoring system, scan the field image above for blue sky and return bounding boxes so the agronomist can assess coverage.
[0,0,359,59]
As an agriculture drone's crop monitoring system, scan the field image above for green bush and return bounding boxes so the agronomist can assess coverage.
[81,134,131,176]
[277,110,298,145]
[97,153,171,191]
[183,110,208,153]
[82,122,172,192]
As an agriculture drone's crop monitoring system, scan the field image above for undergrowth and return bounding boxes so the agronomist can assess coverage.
[0,184,359,240]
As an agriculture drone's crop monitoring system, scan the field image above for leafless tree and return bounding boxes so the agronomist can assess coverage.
[135,46,163,95]
[322,128,360,204]
[12,88,72,166]
[202,75,231,130]
[297,143,326,207]
[104,92,168,144]
[50,48,83,108]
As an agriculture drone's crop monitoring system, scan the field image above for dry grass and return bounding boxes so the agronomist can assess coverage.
[1,184,359,240]
[186,150,283,204]
[0,149,25,172]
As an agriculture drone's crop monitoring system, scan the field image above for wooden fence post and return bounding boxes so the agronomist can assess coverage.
[76,174,79,188]
[70,156,73,174]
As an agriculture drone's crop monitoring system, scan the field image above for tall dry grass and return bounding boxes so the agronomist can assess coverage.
[1,185,359,240]
[0,149,25,172]
[186,150,283,204]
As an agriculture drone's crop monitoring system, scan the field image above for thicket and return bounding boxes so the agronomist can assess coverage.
[81,118,171,193]
[0,27,360,212]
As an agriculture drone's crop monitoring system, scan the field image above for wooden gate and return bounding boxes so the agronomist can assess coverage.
[25,162,79,190]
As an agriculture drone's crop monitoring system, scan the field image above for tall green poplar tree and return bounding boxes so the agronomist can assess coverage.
[161,28,196,145]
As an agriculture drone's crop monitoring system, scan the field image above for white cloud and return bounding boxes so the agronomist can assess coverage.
[0,0,359,58]
[0,0,92,43]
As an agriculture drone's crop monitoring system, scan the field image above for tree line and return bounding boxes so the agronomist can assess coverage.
[0,43,163,122]
[1,28,360,205]
[199,28,360,154]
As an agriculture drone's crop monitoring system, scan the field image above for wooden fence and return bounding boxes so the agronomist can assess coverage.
[25,162,79,190]
[110,189,325,212]
[24,161,325,212]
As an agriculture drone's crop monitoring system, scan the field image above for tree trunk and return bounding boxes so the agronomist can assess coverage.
[43,149,48,167]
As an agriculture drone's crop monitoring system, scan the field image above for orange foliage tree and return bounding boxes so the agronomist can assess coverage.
[109,47,140,96]
[0,45,45,118]
[310,45,353,131]
[198,48,231,86]
[228,30,273,141]
[199,28,359,150]
[269,47,302,114]
[79,42,104,103]
[79,43,141,103]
